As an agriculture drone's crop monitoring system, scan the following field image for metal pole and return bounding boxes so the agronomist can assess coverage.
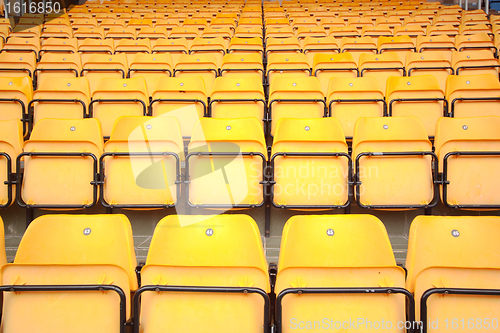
[478,0,481,10]
[465,0,468,11]
[486,0,489,13]
[459,0,463,9]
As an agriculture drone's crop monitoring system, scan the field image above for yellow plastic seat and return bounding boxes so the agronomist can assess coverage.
[18,119,103,208]
[136,27,168,40]
[406,215,500,326]
[73,27,105,40]
[433,14,461,27]
[0,76,32,135]
[187,118,267,208]
[0,120,22,208]
[169,26,200,39]
[377,16,405,31]
[340,36,377,64]
[276,214,409,333]
[446,74,500,118]
[455,32,496,55]
[210,76,265,127]
[406,51,453,92]
[329,26,360,40]
[77,38,114,64]
[101,116,183,208]
[1,214,137,332]
[234,25,263,39]
[30,76,90,127]
[320,17,346,30]
[202,27,233,40]
[137,214,270,333]
[99,18,125,31]
[386,75,446,137]
[81,53,128,94]
[452,50,500,77]
[41,26,73,40]
[2,37,40,60]
[347,17,374,32]
[151,76,207,139]
[428,24,459,42]
[220,53,264,81]
[359,52,405,93]
[268,77,325,137]
[228,37,263,56]
[40,38,78,57]
[10,26,41,39]
[292,17,319,31]
[416,34,455,61]
[271,118,350,208]
[301,36,339,67]
[153,18,181,31]
[352,116,436,209]
[378,36,416,62]
[174,54,218,95]
[434,116,500,208]
[265,26,295,39]
[103,26,135,39]
[394,25,426,45]
[128,53,172,96]
[151,38,188,65]
[296,26,327,40]
[113,38,151,64]
[189,37,228,68]
[265,37,302,57]
[35,53,81,89]
[127,18,153,30]
[71,18,98,29]
[313,52,358,96]
[182,18,208,30]
[266,53,310,86]
[328,76,385,139]
[90,77,149,138]
[361,25,393,38]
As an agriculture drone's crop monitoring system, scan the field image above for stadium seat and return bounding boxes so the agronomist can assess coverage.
[406,51,453,92]
[0,119,22,208]
[151,76,207,139]
[452,50,500,78]
[0,76,32,135]
[234,25,263,39]
[352,116,437,209]
[210,76,266,128]
[81,53,128,94]
[386,75,446,137]
[265,37,302,56]
[136,214,270,333]
[220,53,264,82]
[394,25,426,44]
[417,35,455,61]
[228,37,264,56]
[169,26,200,39]
[434,116,500,208]
[35,53,81,89]
[329,26,360,40]
[301,36,340,67]
[17,118,102,208]
[359,52,405,93]
[446,74,500,118]
[174,54,218,95]
[30,76,90,127]
[2,37,40,61]
[406,215,500,326]
[73,27,105,40]
[40,38,78,56]
[295,26,327,40]
[328,76,385,139]
[114,38,151,64]
[266,53,311,86]
[455,32,496,55]
[271,118,350,208]
[90,77,149,138]
[189,36,228,68]
[186,118,267,208]
[313,52,358,96]
[340,36,377,64]
[128,53,172,96]
[268,76,326,137]
[151,38,189,64]
[105,26,137,39]
[1,214,137,332]
[428,24,459,41]
[276,214,411,333]
[137,27,168,40]
[361,25,393,38]
[100,116,183,208]
[378,36,416,62]
[77,38,114,63]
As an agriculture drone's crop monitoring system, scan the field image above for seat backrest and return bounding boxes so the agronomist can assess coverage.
[0,119,22,207]
[92,77,149,104]
[13,214,137,289]
[359,51,404,92]
[0,76,32,124]
[82,53,128,94]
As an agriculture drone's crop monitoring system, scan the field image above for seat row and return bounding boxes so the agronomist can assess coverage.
[0,212,499,333]
[1,115,499,217]
[2,70,499,138]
